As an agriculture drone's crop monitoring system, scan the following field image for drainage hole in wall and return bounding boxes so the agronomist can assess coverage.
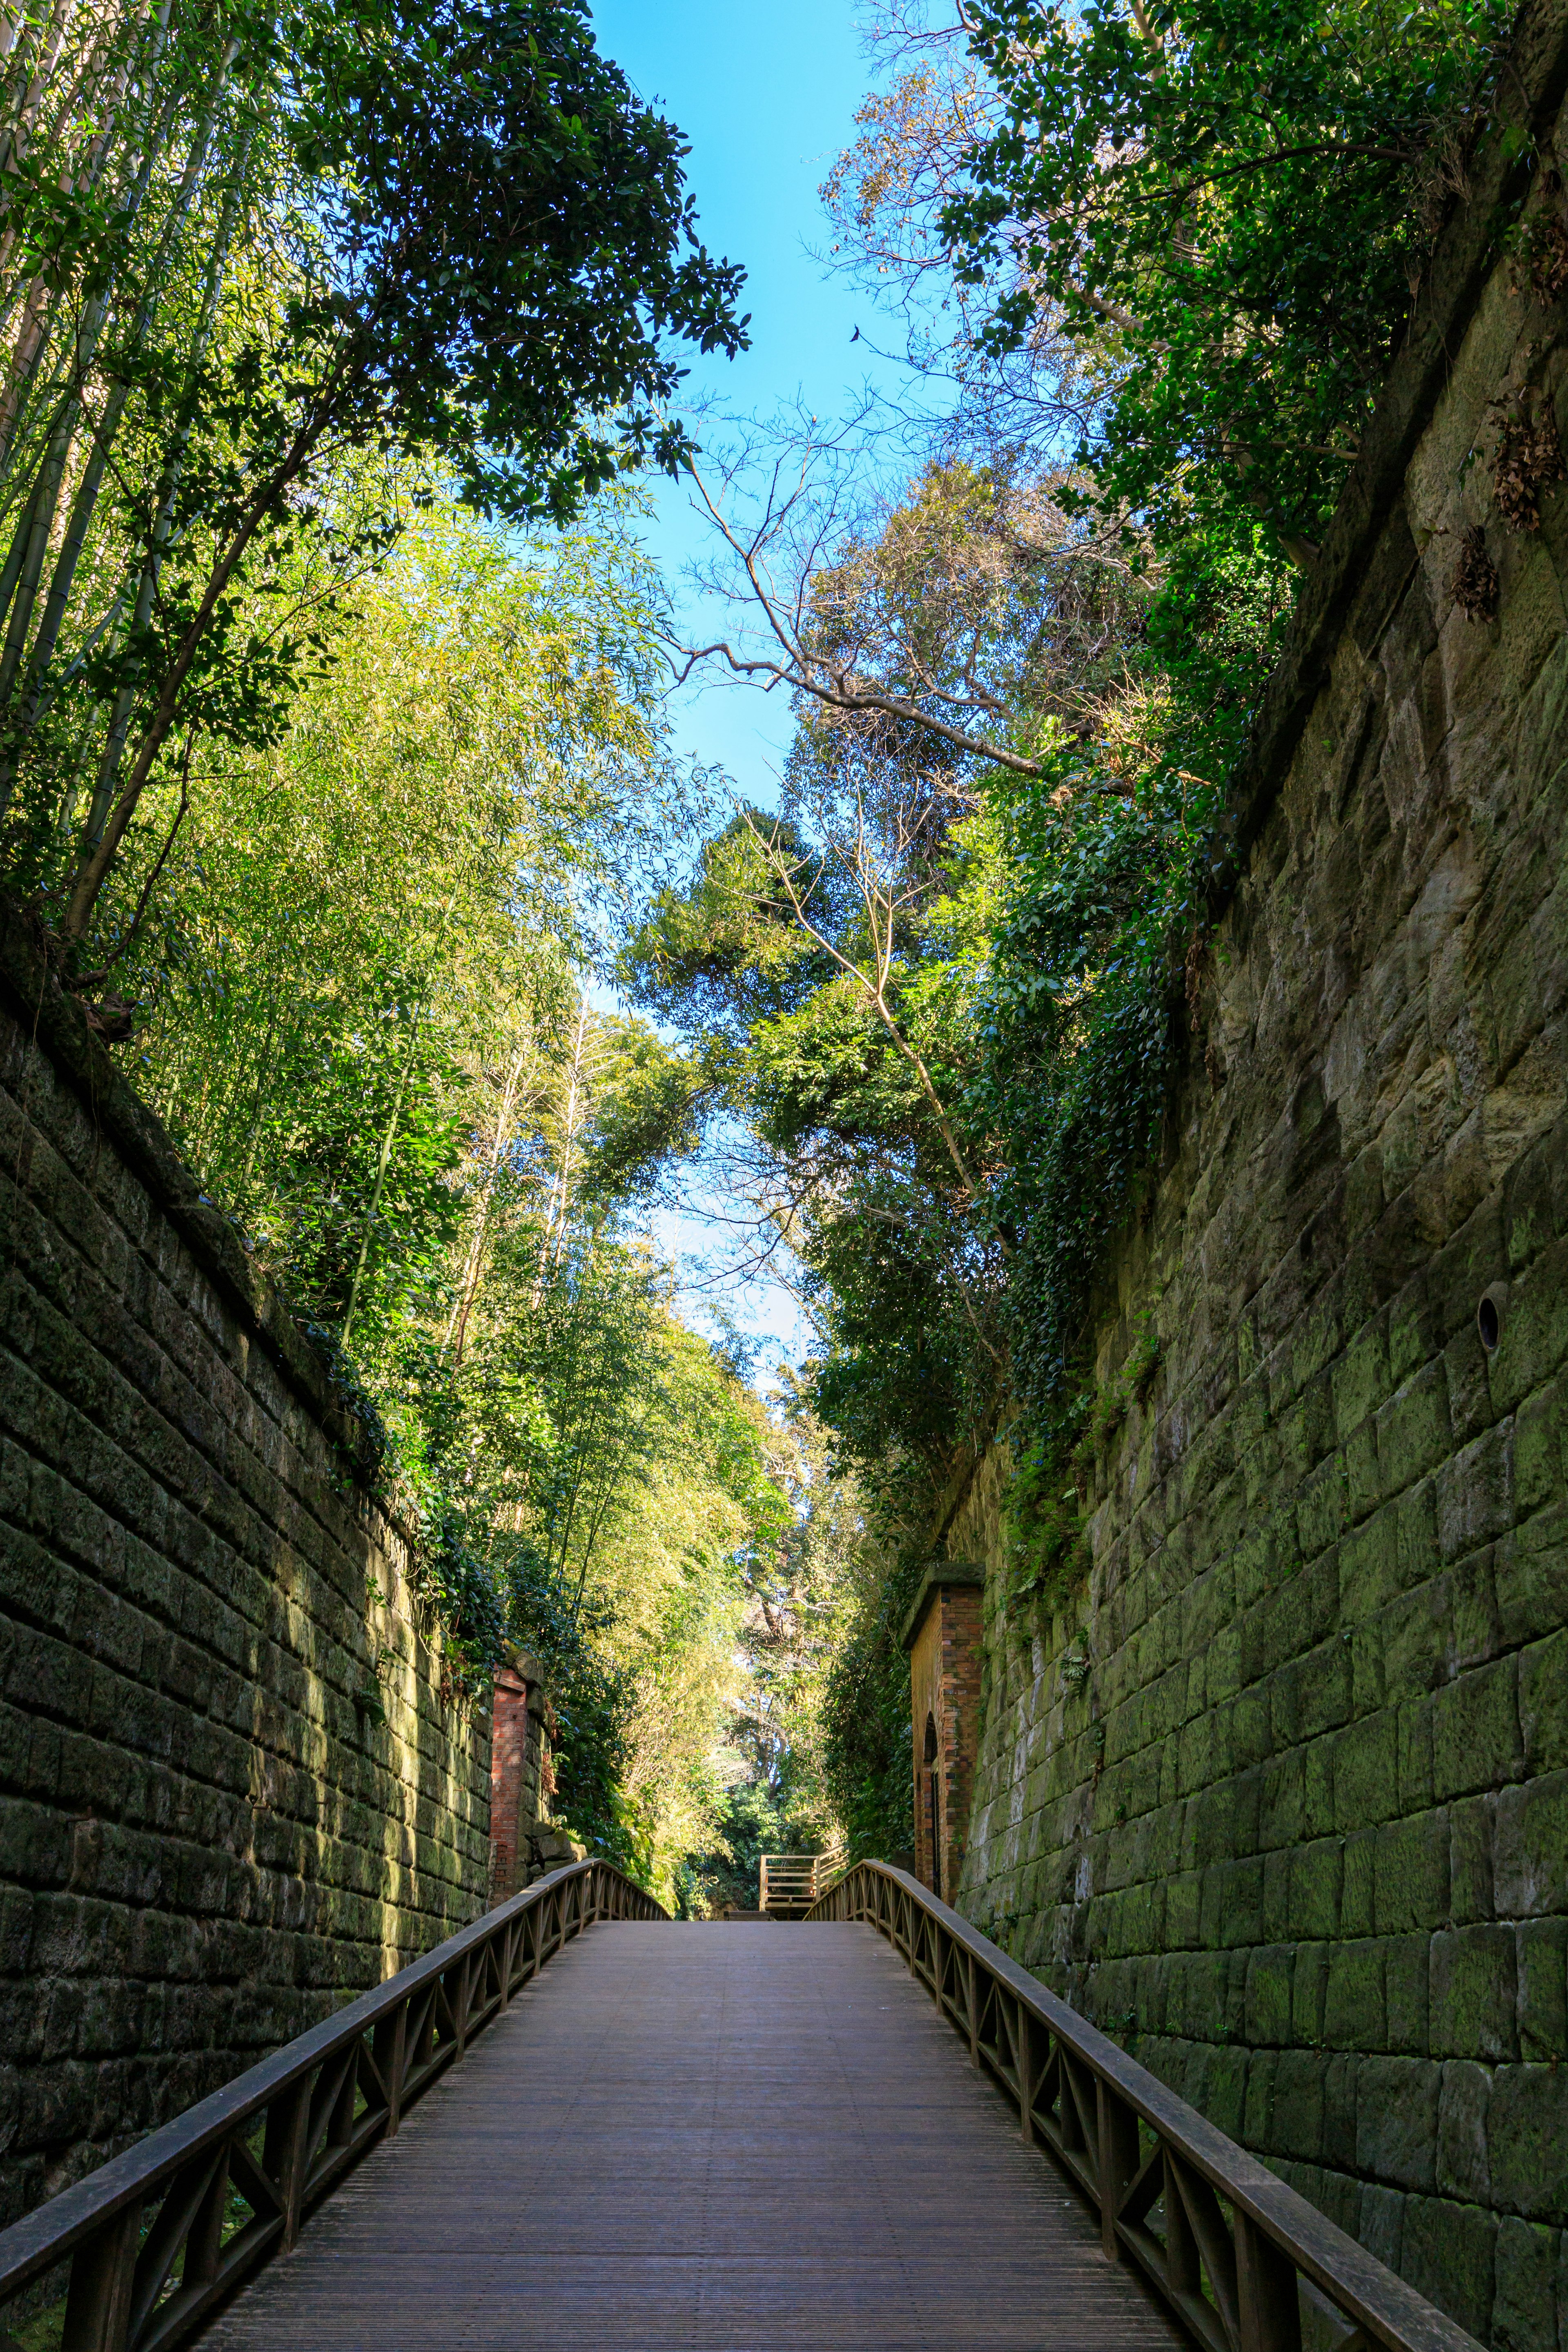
[1477,1282,1509,1352]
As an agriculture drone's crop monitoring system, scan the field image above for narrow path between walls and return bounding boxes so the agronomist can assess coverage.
[198,1922,1184,2349]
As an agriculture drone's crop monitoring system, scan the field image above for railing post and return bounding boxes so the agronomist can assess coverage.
[1018,2006,1036,2147]
[378,2000,408,2134]
[452,1952,472,2058]
[1236,2212,1303,2352]
[966,1950,980,2067]
[1096,2078,1139,2263]
[185,2145,232,2289]
[60,2204,139,2352]
[1164,2149,1199,2304]
[266,2075,312,2252]
[327,2050,359,2150]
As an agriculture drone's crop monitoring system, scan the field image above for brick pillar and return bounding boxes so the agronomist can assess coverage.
[901,1563,985,1901]
[488,1661,531,1904]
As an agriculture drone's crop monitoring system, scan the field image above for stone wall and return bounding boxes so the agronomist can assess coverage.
[0,919,491,2231]
[947,14,1568,2348]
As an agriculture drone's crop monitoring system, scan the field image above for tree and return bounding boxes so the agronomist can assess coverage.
[944,0,1506,565]
[0,0,748,963]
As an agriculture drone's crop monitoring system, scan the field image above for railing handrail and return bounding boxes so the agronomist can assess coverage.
[807,1860,1481,2352]
[0,1858,664,2345]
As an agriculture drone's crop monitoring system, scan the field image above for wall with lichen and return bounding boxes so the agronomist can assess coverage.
[0,922,490,2232]
[947,23,1568,2349]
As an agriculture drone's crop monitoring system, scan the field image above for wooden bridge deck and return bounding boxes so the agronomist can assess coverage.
[197,1922,1184,2350]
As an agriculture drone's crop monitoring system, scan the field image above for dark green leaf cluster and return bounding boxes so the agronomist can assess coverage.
[299,0,751,523]
[945,0,1507,555]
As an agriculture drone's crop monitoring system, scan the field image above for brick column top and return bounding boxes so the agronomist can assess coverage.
[900,1560,985,1654]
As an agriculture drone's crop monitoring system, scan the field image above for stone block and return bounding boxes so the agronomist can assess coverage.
[1401,2193,1497,2345]
[1359,2181,1406,2274]
[1376,1365,1452,1503]
[1356,2055,1441,2191]
[1432,1655,1524,1802]
[1245,1944,1295,2045]
[1431,1925,1519,2062]
[1243,2047,1276,2146]
[1488,2065,1568,2223]
[1343,1826,1376,1938]
[1322,2051,1361,2173]
[1323,1938,1386,2052]
[1515,1378,1566,1517]
[1516,1918,1568,2062]
[1437,2059,1493,2201]
[1396,1475,1441,1587]
[1332,1710,1398,1833]
[1520,1626,1568,1775]
[1448,1795,1496,1926]
[1292,1943,1328,2046]
[1386,1935,1431,2056]
[1270,2047,1325,2163]
[1495,1770,1568,1919]
[1374,1808,1449,1933]
[1290,1838,1345,1940]
[1498,1501,1568,1652]
[1492,2216,1559,2352]
[1397,1699,1435,1813]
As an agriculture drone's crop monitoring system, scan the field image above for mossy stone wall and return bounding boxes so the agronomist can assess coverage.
[949,38,1568,2351]
[0,926,490,2231]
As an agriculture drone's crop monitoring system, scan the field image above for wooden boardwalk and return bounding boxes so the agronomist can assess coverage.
[198,1922,1183,2350]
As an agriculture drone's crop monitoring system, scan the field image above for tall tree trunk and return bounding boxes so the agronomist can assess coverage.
[61,342,350,942]
[537,992,591,1296]
[0,74,246,792]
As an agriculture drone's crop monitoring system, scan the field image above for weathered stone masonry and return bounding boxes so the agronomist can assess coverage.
[946,12,1568,2349]
[0,920,490,2232]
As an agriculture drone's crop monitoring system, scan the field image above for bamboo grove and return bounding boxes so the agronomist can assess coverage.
[0,0,867,1909]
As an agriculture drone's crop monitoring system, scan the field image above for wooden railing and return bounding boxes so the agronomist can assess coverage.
[807,1862,1483,2352]
[758,1847,844,1914]
[0,1860,664,2352]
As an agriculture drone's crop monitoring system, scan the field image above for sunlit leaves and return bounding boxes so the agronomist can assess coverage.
[944,0,1508,555]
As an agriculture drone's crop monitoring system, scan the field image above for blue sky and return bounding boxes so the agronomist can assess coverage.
[586,0,916,1372]
[588,0,910,804]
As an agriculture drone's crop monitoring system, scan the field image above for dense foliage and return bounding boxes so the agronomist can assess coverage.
[633,0,1526,1847]
[0,0,745,967]
[0,0,803,1904]
[948,0,1508,564]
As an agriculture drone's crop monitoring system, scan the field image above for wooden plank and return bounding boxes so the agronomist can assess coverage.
[198,1925,1187,2350]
